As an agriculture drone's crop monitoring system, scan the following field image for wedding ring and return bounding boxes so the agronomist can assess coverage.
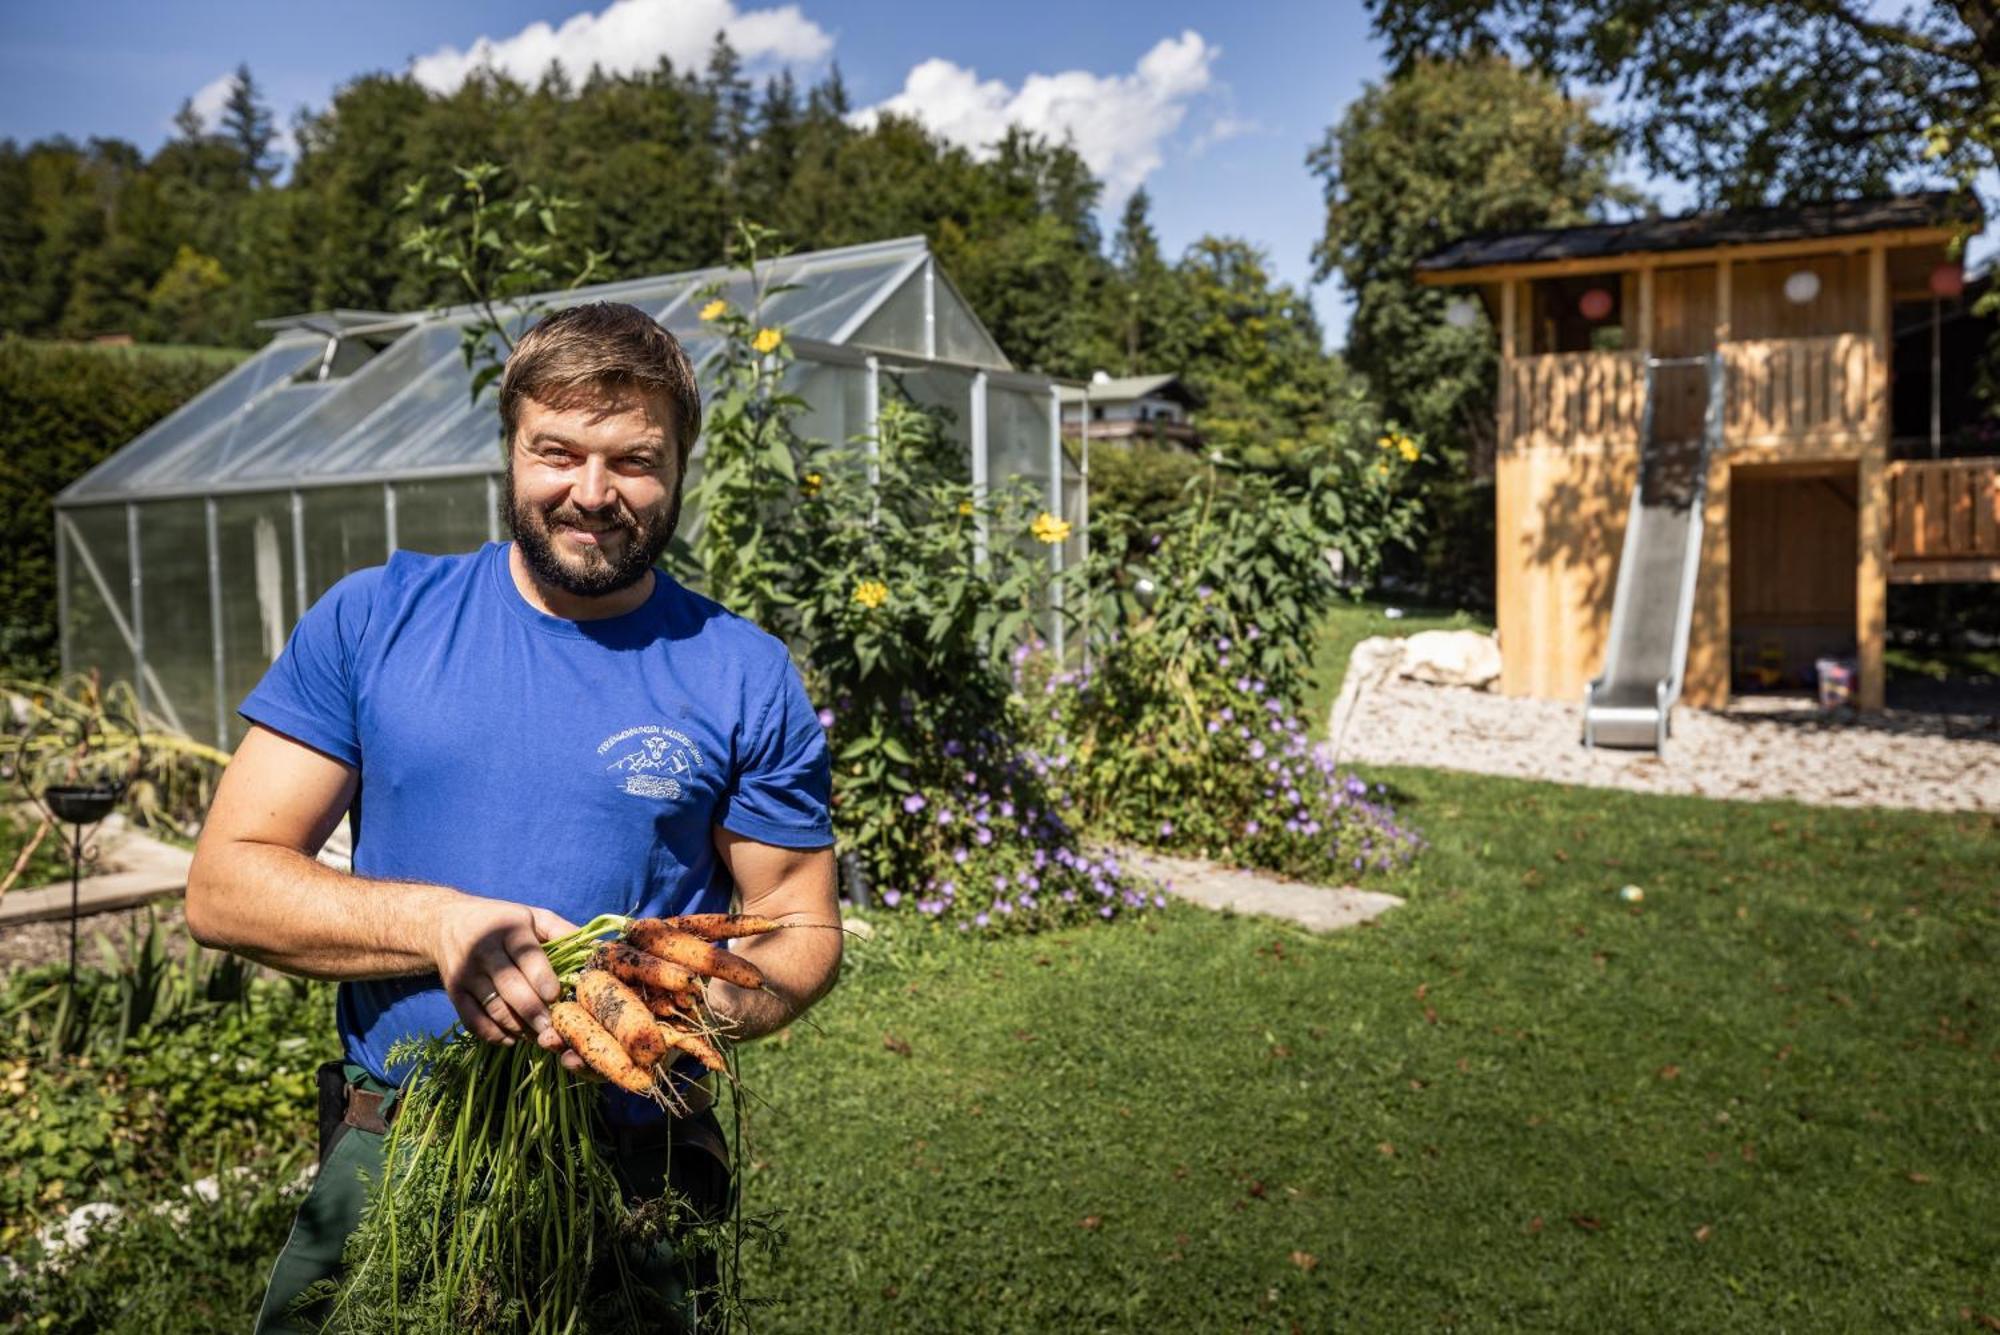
[478,988,502,1008]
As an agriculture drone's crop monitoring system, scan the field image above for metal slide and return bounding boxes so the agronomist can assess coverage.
[1582,354,1723,752]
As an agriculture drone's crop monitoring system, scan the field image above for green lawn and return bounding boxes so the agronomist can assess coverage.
[1300,597,1493,727]
[740,766,1998,1331]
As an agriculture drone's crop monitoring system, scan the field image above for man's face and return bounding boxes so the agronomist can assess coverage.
[505,384,681,598]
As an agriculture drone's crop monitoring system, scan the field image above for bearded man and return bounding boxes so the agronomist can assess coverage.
[185,301,840,1331]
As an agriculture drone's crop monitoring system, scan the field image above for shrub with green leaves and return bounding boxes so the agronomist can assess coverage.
[1024,432,1428,882]
[683,241,1158,933]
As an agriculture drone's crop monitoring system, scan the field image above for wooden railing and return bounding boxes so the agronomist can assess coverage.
[1722,334,1876,450]
[1887,458,2000,583]
[1503,334,1881,455]
[1504,350,1644,452]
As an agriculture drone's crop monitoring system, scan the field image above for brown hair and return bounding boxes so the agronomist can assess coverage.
[498,302,703,464]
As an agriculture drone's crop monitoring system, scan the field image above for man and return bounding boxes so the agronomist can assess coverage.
[186,301,841,1330]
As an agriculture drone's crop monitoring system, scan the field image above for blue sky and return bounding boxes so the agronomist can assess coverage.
[0,1,1775,350]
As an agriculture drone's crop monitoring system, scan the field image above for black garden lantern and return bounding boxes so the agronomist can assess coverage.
[12,706,145,989]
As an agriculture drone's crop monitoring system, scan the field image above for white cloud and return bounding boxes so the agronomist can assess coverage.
[182,72,235,132]
[1189,112,1260,157]
[408,0,833,93]
[855,31,1220,205]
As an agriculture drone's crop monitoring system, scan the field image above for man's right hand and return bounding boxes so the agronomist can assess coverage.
[428,896,575,1047]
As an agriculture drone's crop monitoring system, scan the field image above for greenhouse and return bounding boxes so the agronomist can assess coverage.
[55,236,1086,751]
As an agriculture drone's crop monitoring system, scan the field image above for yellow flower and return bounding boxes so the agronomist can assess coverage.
[957,499,974,516]
[1030,511,1072,545]
[751,327,782,354]
[802,471,823,497]
[1375,462,1390,476]
[852,579,889,609]
[699,298,728,321]
[1377,434,1394,451]
[1397,439,1419,462]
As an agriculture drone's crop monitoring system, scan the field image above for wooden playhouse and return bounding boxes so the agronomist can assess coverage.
[1416,191,1995,722]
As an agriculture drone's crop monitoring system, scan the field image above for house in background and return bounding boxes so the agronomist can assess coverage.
[1059,372,1204,450]
[1415,191,1993,724]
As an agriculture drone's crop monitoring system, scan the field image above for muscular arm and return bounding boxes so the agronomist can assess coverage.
[187,724,574,1054]
[702,830,841,1041]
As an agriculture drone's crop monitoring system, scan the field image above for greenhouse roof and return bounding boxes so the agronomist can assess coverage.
[60,236,1014,506]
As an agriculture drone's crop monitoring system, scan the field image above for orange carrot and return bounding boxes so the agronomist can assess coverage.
[595,942,699,995]
[626,920,765,991]
[658,1023,728,1074]
[549,1001,656,1095]
[638,982,704,1021]
[577,968,667,1069]
[662,913,789,942]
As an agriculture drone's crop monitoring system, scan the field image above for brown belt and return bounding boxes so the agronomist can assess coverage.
[340,1070,714,1136]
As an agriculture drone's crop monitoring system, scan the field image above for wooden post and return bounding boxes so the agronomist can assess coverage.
[1685,259,1734,707]
[1858,243,1889,710]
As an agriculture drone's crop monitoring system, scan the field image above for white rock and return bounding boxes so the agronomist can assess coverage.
[1397,630,1502,690]
[842,915,875,940]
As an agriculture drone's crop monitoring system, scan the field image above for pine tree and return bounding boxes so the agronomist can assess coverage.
[220,63,276,186]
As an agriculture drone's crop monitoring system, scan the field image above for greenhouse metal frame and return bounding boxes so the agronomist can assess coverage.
[55,236,1087,751]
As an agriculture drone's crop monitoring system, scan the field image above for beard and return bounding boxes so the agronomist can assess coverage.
[504,466,682,599]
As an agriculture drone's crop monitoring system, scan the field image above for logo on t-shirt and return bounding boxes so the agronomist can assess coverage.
[597,725,707,801]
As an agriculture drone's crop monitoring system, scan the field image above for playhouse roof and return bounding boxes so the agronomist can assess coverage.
[1416,190,1980,278]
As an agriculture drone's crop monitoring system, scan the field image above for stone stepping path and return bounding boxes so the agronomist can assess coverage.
[1110,844,1404,933]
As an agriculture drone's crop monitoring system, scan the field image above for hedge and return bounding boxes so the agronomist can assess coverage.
[0,338,244,678]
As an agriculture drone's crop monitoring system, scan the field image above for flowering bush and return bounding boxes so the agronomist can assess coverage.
[1025,437,1428,883]
[683,230,1159,932]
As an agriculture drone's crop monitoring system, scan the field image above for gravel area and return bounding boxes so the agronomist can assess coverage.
[1326,672,2000,813]
[0,901,190,973]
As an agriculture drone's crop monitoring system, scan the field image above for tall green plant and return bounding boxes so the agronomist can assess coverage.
[687,227,1154,929]
[397,162,610,402]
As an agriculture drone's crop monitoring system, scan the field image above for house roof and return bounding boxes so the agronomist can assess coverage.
[1415,190,1981,277]
[1057,373,1204,408]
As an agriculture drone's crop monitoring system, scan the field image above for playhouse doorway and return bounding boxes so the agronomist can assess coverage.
[1730,462,1859,694]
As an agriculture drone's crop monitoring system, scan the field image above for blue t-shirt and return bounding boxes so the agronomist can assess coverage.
[239,540,832,1101]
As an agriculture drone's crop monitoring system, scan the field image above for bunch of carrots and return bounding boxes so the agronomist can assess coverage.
[316,911,814,1334]
[550,913,787,1099]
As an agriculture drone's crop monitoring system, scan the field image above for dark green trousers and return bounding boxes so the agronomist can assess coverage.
[255,1062,732,1333]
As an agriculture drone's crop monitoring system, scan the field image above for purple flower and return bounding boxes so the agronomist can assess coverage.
[994,874,1009,891]
[1197,584,1214,600]
[1159,820,1174,837]
[881,888,902,907]
[975,827,993,846]
[1250,740,1266,760]
[952,847,968,865]
[975,912,990,927]
[1220,707,1235,723]
[1234,676,1252,693]
[1062,889,1077,903]
[1000,801,1015,818]
[1217,636,1232,652]
[816,707,835,729]
[943,739,964,756]
[937,809,955,825]
[1245,820,1261,836]
[996,899,1014,915]
[1247,624,1261,641]
[963,771,978,786]
[1099,905,1114,918]
[902,793,928,814]
[1152,894,1167,908]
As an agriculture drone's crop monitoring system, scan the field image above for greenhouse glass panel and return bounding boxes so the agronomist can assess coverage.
[64,335,324,500]
[301,485,389,604]
[1060,438,1086,572]
[987,384,1051,494]
[215,493,296,744]
[134,500,217,745]
[784,258,915,342]
[850,269,929,359]
[787,359,872,451]
[225,323,463,485]
[394,477,496,556]
[883,365,974,472]
[935,283,1007,367]
[61,505,135,689]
